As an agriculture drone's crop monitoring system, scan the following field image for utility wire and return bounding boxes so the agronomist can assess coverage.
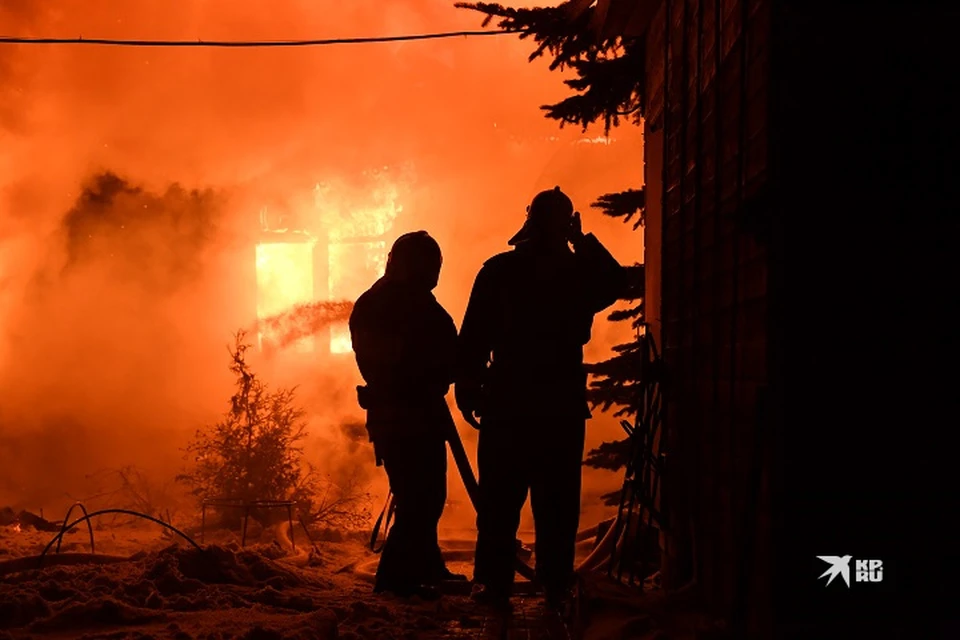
[0,30,522,48]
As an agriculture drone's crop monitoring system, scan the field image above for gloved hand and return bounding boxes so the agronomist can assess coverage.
[568,211,585,243]
[454,382,483,430]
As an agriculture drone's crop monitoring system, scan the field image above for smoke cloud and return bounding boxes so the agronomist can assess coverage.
[0,1,643,529]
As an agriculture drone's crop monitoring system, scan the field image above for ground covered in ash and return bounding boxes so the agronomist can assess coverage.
[0,523,486,640]
[0,521,719,640]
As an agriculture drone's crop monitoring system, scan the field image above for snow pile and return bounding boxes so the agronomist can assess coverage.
[0,544,338,639]
[0,537,499,640]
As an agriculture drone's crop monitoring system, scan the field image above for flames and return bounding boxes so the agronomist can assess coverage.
[256,240,317,352]
[324,174,401,354]
[255,171,402,354]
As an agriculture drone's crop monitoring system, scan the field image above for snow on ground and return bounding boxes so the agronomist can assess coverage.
[0,521,489,640]
[0,520,714,640]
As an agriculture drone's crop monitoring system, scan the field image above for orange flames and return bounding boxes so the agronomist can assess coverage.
[256,240,317,352]
[0,1,645,515]
[255,172,401,354]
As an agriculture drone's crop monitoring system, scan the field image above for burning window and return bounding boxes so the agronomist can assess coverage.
[256,240,316,352]
[255,175,399,355]
[320,176,399,354]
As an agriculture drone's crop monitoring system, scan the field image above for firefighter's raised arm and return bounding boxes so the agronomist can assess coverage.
[569,212,628,313]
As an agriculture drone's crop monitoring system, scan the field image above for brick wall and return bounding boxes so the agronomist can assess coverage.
[646,0,772,632]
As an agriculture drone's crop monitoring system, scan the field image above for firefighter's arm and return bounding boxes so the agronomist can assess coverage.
[570,219,628,313]
[420,305,459,397]
[455,264,496,428]
[349,302,402,390]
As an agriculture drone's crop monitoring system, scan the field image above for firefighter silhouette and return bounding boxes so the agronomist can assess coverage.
[456,187,626,610]
[350,231,466,598]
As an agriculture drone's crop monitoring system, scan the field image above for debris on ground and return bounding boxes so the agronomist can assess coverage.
[0,507,62,533]
[0,521,706,639]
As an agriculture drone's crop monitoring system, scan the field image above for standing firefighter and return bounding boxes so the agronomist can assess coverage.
[350,231,465,599]
[456,187,626,611]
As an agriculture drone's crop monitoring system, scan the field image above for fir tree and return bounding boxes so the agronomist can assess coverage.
[458,2,649,493]
[454,2,645,132]
[177,332,372,528]
[177,332,311,511]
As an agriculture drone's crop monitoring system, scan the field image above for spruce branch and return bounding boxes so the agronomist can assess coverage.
[456,2,646,132]
[592,188,646,229]
[583,438,632,472]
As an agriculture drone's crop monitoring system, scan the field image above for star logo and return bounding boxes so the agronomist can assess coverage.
[817,555,852,587]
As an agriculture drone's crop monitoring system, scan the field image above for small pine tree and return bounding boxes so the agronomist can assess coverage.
[459,2,649,486]
[177,331,312,518]
[178,331,373,530]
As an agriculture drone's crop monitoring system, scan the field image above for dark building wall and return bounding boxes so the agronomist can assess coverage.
[769,5,960,636]
[642,127,663,348]
[644,0,772,634]
[644,0,960,635]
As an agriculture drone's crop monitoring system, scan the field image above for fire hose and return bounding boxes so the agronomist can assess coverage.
[446,422,538,582]
[366,421,648,583]
[0,507,205,576]
[368,419,537,582]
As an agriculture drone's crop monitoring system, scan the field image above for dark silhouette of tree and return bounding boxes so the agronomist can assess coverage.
[177,332,310,511]
[458,2,647,491]
[454,2,645,132]
[177,332,372,528]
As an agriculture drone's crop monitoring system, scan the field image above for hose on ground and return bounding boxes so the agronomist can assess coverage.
[54,502,95,555]
[38,508,203,569]
[576,515,625,573]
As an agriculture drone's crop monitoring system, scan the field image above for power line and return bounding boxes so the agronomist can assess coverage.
[0,30,522,48]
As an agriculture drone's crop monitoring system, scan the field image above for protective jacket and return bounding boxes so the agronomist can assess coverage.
[456,233,625,421]
[350,276,457,448]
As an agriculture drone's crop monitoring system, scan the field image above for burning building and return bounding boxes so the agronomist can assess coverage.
[255,227,322,353]
[254,174,401,356]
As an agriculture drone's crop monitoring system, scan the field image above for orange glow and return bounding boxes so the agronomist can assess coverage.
[329,327,354,354]
[256,241,316,352]
[0,1,644,516]
[256,177,398,354]
[318,176,399,353]
[328,240,388,353]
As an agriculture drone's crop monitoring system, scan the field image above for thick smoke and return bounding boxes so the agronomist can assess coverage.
[0,1,643,527]
[0,172,244,510]
[60,173,222,289]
